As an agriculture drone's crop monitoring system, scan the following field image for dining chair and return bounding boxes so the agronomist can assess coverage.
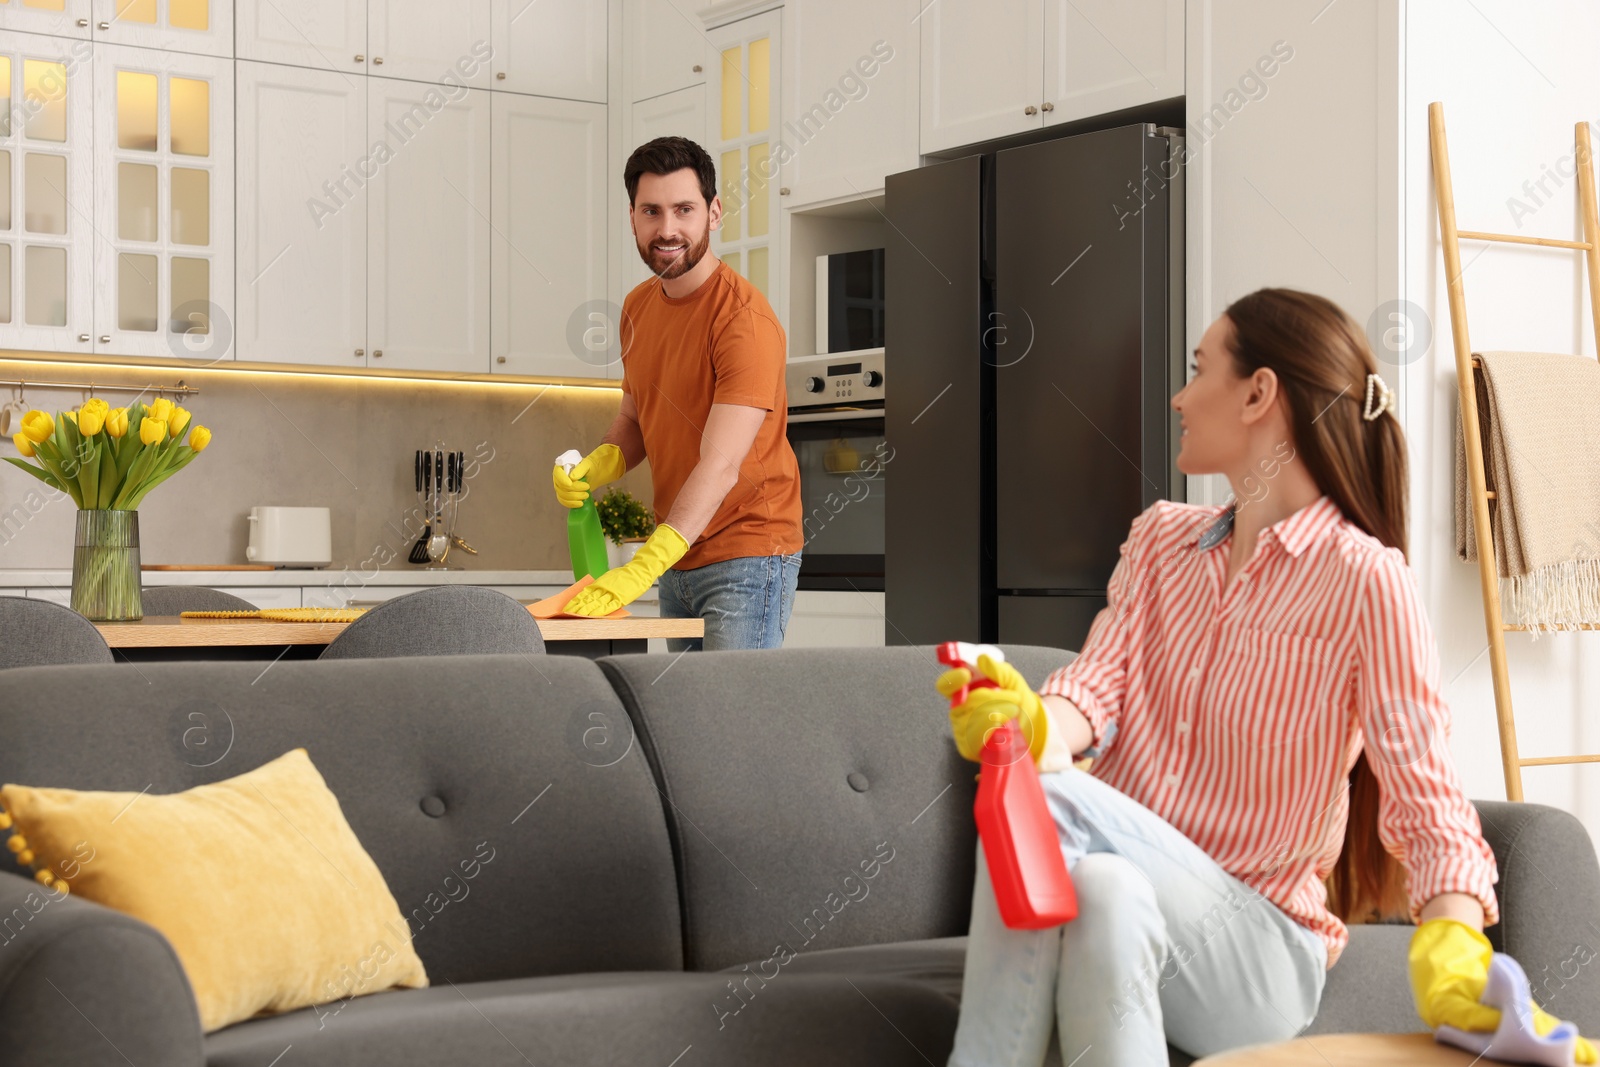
[139,586,259,615]
[0,596,114,669]
[318,586,546,660]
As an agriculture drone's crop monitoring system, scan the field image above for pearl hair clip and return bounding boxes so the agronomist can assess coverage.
[1362,372,1394,421]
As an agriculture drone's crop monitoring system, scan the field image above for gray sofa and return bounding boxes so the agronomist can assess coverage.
[1,646,1597,1067]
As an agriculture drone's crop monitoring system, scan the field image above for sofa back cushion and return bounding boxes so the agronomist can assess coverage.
[599,644,1076,971]
[0,654,683,982]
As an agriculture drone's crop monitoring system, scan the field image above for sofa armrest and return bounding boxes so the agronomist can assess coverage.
[0,869,203,1065]
[1475,800,1600,1033]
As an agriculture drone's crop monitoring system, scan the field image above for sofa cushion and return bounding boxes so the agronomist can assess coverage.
[0,655,683,983]
[598,644,1076,972]
[202,972,960,1067]
[1,747,428,1031]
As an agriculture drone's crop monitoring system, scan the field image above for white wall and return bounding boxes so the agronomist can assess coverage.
[1404,0,1600,829]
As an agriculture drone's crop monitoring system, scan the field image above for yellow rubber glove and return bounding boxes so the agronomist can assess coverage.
[1410,918,1597,1064]
[935,653,1050,764]
[564,523,689,616]
[553,443,627,509]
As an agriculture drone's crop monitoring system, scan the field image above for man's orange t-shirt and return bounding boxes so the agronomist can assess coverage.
[619,259,803,571]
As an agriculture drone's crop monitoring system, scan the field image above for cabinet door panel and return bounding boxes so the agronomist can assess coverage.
[1043,0,1183,125]
[780,0,919,206]
[624,0,707,103]
[91,0,233,58]
[920,0,1043,154]
[0,31,94,354]
[369,0,492,90]
[491,95,606,378]
[621,84,705,294]
[236,0,366,73]
[236,62,366,366]
[92,43,233,361]
[367,80,491,373]
[491,0,605,102]
[0,1,92,39]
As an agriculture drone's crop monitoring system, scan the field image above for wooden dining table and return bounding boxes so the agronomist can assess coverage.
[92,614,705,662]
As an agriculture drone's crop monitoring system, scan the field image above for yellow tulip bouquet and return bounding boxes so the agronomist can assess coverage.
[5,398,213,620]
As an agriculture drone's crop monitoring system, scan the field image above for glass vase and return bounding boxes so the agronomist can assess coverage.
[70,509,143,621]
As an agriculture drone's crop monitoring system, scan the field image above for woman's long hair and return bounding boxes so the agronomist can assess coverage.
[1223,288,1410,922]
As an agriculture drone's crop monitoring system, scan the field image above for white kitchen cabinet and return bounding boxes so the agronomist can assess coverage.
[24,586,71,605]
[783,589,885,648]
[490,0,605,102]
[216,585,301,610]
[307,582,545,608]
[921,0,1182,154]
[236,61,368,366]
[920,0,1042,154]
[705,10,781,307]
[623,0,707,104]
[779,0,919,208]
[236,0,367,74]
[369,0,492,90]
[490,93,607,378]
[91,0,233,58]
[0,1,92,40]
[621,83,705,293]
[366,79,491,374]
[0,30,95,354]
[1042,0,1183,127]
[92,43,234,362]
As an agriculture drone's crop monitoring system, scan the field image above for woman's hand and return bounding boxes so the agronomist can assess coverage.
[1410,918,1596,1063]
[936,654,1051,764]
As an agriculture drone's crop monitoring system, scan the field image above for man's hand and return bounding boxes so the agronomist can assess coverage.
[564,524,689,616]
[553,443,626,509]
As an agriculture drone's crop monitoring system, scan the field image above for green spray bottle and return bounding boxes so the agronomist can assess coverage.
[556,449,610,581]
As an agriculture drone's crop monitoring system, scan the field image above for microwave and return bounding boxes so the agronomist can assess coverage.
[814,248,885,355]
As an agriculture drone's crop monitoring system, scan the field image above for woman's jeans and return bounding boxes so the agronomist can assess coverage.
[950,768,1327,1067]
[657,552,802,652]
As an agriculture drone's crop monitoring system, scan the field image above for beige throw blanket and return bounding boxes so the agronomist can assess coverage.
[1454,350,1600,633]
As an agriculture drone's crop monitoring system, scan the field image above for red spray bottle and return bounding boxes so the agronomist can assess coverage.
[938,641,1077,930]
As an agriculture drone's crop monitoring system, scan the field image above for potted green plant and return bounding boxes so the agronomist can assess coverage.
[594,488,656,569]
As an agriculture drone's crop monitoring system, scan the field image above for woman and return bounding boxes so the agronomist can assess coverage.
[940,289,1595,1065]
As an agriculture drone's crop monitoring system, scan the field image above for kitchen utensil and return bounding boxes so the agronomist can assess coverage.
[408,449,433,564]
[450,534,478,555]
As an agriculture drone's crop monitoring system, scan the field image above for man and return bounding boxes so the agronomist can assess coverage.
[556,136,803,651]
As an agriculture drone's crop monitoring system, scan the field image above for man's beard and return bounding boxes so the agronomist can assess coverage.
[637,225,711,281]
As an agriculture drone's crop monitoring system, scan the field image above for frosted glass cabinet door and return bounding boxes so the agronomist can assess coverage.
[366,79,491,373]
[92,44,234,360]
[705,11,781,309]
[0,31,94,353]
[236,62,367,366]
[0,0,93,39]
[236,0,367,73]
[91,0,234,58]
[490,94,606,378]
[369,0,492,90]
[490,0,605,102]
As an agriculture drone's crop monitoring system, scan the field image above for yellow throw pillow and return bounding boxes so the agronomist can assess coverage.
[0,748,428,1031]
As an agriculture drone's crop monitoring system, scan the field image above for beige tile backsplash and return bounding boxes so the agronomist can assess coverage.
[0,359,652,572]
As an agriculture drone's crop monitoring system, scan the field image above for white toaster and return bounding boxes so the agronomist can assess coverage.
[246,506,332,567]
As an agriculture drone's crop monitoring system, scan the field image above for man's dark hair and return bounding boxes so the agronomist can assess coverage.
[624,136,717,208]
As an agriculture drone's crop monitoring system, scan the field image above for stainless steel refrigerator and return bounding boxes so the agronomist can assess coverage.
[884,123,1185,651]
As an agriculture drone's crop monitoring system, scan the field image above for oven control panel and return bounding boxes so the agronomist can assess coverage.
[786,349,885,410]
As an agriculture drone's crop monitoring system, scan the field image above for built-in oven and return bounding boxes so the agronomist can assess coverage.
[785,350,886,591]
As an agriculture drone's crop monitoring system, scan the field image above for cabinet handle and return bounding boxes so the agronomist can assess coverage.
[99,335,110,344]
[78,333,90,343]
[354,54,365,63]
[1023,105,1037,116]
[372,349,383,358]
[354,348,365,358]
[692,64,703,72]
[779,187,790,195]
[1041,101,1054,112]
[98,21,110,29]
[496,355,507,364]
[373,56,384,65]
[497,72,506,80]
[77,17,89,26]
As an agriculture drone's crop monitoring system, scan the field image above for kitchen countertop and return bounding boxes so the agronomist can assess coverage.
[0,568,581,588]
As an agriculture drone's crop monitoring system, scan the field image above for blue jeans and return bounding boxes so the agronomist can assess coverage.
[657,552,801,652]
[950,768,1328,1067]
